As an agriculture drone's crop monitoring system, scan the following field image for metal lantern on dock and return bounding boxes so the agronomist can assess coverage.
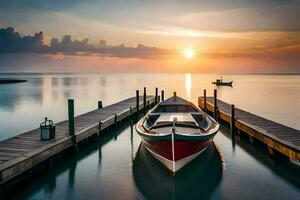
[40,117,56,140]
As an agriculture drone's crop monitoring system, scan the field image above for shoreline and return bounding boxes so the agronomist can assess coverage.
[0,79,27,84]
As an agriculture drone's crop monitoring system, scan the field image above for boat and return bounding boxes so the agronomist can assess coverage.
[135,92,219,174]
[212,76,232,86]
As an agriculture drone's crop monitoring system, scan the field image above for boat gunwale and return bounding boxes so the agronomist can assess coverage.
[136,100,219,138]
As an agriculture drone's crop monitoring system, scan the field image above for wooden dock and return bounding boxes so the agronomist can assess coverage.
[198,96,300,164]
[0,95,157,186]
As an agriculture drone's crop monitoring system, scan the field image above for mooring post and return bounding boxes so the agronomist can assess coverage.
[213,89,217,119]
[98,122,102,136]
[147,100,150,110]
[114,114,118,127]
[204,89,207,112]
[155,87,158,104]
[129,107,133,120]
[98,101,103,109]
[68,99,75,140]
[161,90,164,101]
[231,104,235,135]
[136,90,139,113]
[143,87,147,112]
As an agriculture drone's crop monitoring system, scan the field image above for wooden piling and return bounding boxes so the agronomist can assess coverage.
[114,114,117,127]
[231,104,235,136]
[143,87,147,112]
[155,87,158,104]
[68,99,75,137]
[136,90,139,113]
[98,101,103,109]
[129,107,133,120]
[213,89,217,119]
[161,90,164,101]
[98,122,102,136]
[204,89,207,112]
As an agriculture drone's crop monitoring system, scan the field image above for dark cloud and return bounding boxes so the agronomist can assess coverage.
[49,35,93,53]
[0,27,47,53]
[0,0,81,11]
[0,27,174,59]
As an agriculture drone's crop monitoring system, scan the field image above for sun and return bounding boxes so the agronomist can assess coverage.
[183,48,195,59]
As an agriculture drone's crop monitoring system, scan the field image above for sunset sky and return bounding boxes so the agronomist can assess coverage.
[0,0,300,73]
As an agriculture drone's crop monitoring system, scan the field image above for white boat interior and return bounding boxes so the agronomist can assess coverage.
[143,96,215,135]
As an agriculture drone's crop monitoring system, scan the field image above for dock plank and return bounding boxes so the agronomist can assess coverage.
[198,96,300,163]
[0,95,157,185]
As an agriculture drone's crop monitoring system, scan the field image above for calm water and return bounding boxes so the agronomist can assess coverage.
[0,73,300,199]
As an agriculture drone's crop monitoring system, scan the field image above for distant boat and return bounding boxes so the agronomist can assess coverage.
[135,93,219,174]
[212,76,232,86]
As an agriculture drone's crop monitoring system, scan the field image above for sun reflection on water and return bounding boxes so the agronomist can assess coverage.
[185,73,192,99]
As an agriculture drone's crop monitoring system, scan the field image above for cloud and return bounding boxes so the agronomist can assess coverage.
[1,26,300,64]
[0,0,80,11]
[0,27,175,59]
[0,27,47,53]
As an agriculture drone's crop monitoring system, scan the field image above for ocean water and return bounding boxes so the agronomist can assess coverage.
[0,73,299,199]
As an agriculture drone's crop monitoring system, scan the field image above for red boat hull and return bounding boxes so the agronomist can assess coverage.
[140,136,213,173]
[142,138,211,161]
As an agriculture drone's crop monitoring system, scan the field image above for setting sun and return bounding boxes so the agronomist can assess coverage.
[183,48,195,59]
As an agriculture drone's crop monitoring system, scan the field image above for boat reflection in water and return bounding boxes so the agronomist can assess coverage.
[132,142,223,199]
